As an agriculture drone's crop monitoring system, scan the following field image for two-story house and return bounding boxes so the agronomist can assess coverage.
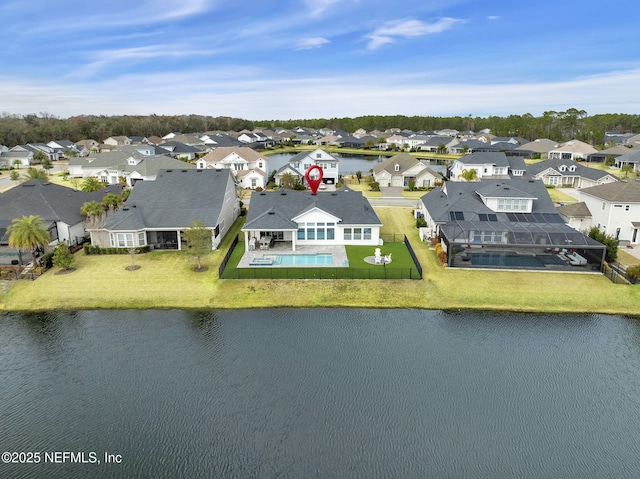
[448,152,526,181]
[275,148,339,187]
[579,179,640,244]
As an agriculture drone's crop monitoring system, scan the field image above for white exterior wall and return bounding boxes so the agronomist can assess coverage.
[483,197,534,213]
[581,194,640,243]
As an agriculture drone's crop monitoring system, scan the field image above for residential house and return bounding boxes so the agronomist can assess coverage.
[275,148,339,186]
[47,140,82,158]
[242,188,382,252]
[587,145,635,163]
[418,136,457,153]
[75,139,99,153]
[156,141,204,161]
[68,149,194,186]
[103,136,132,147]
[1,148,33,167]
[612,148,640,173]
[196,147,269,188]
[448,139,489,154]
[527,159,618,188]
[0,180,122,264]
[579,179,640,244]
[548,140,598,161]
[556,202,592,233]
[515,139,558,159]
[448,152,526,181]
[238,131,269,145]
[88,169,239,251]
[418,179,606,269]
[372,153,442,188]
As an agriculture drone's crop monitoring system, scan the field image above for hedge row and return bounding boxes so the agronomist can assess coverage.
[84,245,150,255]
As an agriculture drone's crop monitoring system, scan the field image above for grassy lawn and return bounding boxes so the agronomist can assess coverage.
[546,187,579,204]
[617,249,640,266]
[2,206,639,314]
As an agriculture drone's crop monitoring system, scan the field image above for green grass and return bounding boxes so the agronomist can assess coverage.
[2,207,640,314]
[222,242,419,280]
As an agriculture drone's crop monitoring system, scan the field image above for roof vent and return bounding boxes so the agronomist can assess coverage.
[166,169,173,172]
[123,207,129,211]
[281,191,287,195]
[196,169,203,172]
[331,193,337,196]
[181,169,188,172]
[268,211,275,215]
[260,191,266,195]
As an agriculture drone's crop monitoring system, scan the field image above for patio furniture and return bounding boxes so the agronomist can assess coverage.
[384,253,392,264]
[564,251,587,266]
[374,248,382,264]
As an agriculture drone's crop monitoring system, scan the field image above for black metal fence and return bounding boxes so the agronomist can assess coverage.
[222,266,421,280]
[218,235,239,278]
[219,233,423,280]
[403,234,423,279]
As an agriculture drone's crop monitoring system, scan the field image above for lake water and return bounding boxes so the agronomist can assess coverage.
[265,152,448,176]
[2,309,640,478]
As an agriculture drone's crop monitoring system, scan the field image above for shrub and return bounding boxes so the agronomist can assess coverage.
[369,181,380,191]
[435,242,448,265]
[416,218,427,228]
[626,265,640,282]
[588,227,618,263]
[84,245,150,255]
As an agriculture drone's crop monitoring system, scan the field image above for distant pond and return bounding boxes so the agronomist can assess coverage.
[2,308,640,478]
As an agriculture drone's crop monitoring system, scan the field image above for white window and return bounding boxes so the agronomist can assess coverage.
[111,233,134,247]
[344,228,352,240]
[394,164,400,172]
[137,232,146,246]
[251,178,257,187]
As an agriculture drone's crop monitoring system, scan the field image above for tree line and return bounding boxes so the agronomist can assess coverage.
[1,110,639,147]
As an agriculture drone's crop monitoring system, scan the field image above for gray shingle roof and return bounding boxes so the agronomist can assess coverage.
[243,189,381,231]
[580,179,640,202]
[103,169,234,231]
[528,159,618,182]
[0,180,122,239]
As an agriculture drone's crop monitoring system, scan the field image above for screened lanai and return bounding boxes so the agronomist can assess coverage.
[439,213,606,270]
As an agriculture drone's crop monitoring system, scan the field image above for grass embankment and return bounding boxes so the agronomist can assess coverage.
[1,207,639,314]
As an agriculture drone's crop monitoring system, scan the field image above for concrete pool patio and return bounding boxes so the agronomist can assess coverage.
[238,243,349,268]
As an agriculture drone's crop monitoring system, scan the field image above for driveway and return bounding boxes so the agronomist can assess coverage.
[380,186,404,198]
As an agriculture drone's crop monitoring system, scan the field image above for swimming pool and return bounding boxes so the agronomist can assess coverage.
[266,253,334,266]
[467,252,567,268]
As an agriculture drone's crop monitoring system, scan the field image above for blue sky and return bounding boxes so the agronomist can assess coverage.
[1,0,639,120]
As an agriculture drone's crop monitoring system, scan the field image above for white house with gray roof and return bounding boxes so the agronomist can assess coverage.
[418,179,605,269]
[275,148,339,186]
[68,148,194,186]
[527,159,618,188]
[372,153,441,188]
[242,188,382,252]
[88,169,239,251]
[449,152,526,181]
[579,179,640,244]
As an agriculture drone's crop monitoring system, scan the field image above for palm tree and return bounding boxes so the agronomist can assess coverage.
[25,167,48,181]
[102,192,122,211]
[458,168,479,182]
[81,177,106,192]
[7,215,51,266]
[80,200,105,224]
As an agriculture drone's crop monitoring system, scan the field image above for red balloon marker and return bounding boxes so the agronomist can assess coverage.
[305,165,324,194]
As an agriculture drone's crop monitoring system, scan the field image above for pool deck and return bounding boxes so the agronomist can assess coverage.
[238,243,349,268]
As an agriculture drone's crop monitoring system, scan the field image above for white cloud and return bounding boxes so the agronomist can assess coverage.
[2,68,640,120]
[295,37,331,50]
[487,16,500,20]
[365,17,465,50]
[305,0,342,16]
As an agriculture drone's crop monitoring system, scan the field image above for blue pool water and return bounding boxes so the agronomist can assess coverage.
[270,253,333,265]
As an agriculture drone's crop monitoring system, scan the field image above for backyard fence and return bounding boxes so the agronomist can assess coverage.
[218,235,239,278]
[219,233,423,280]
[221,266,421,280]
